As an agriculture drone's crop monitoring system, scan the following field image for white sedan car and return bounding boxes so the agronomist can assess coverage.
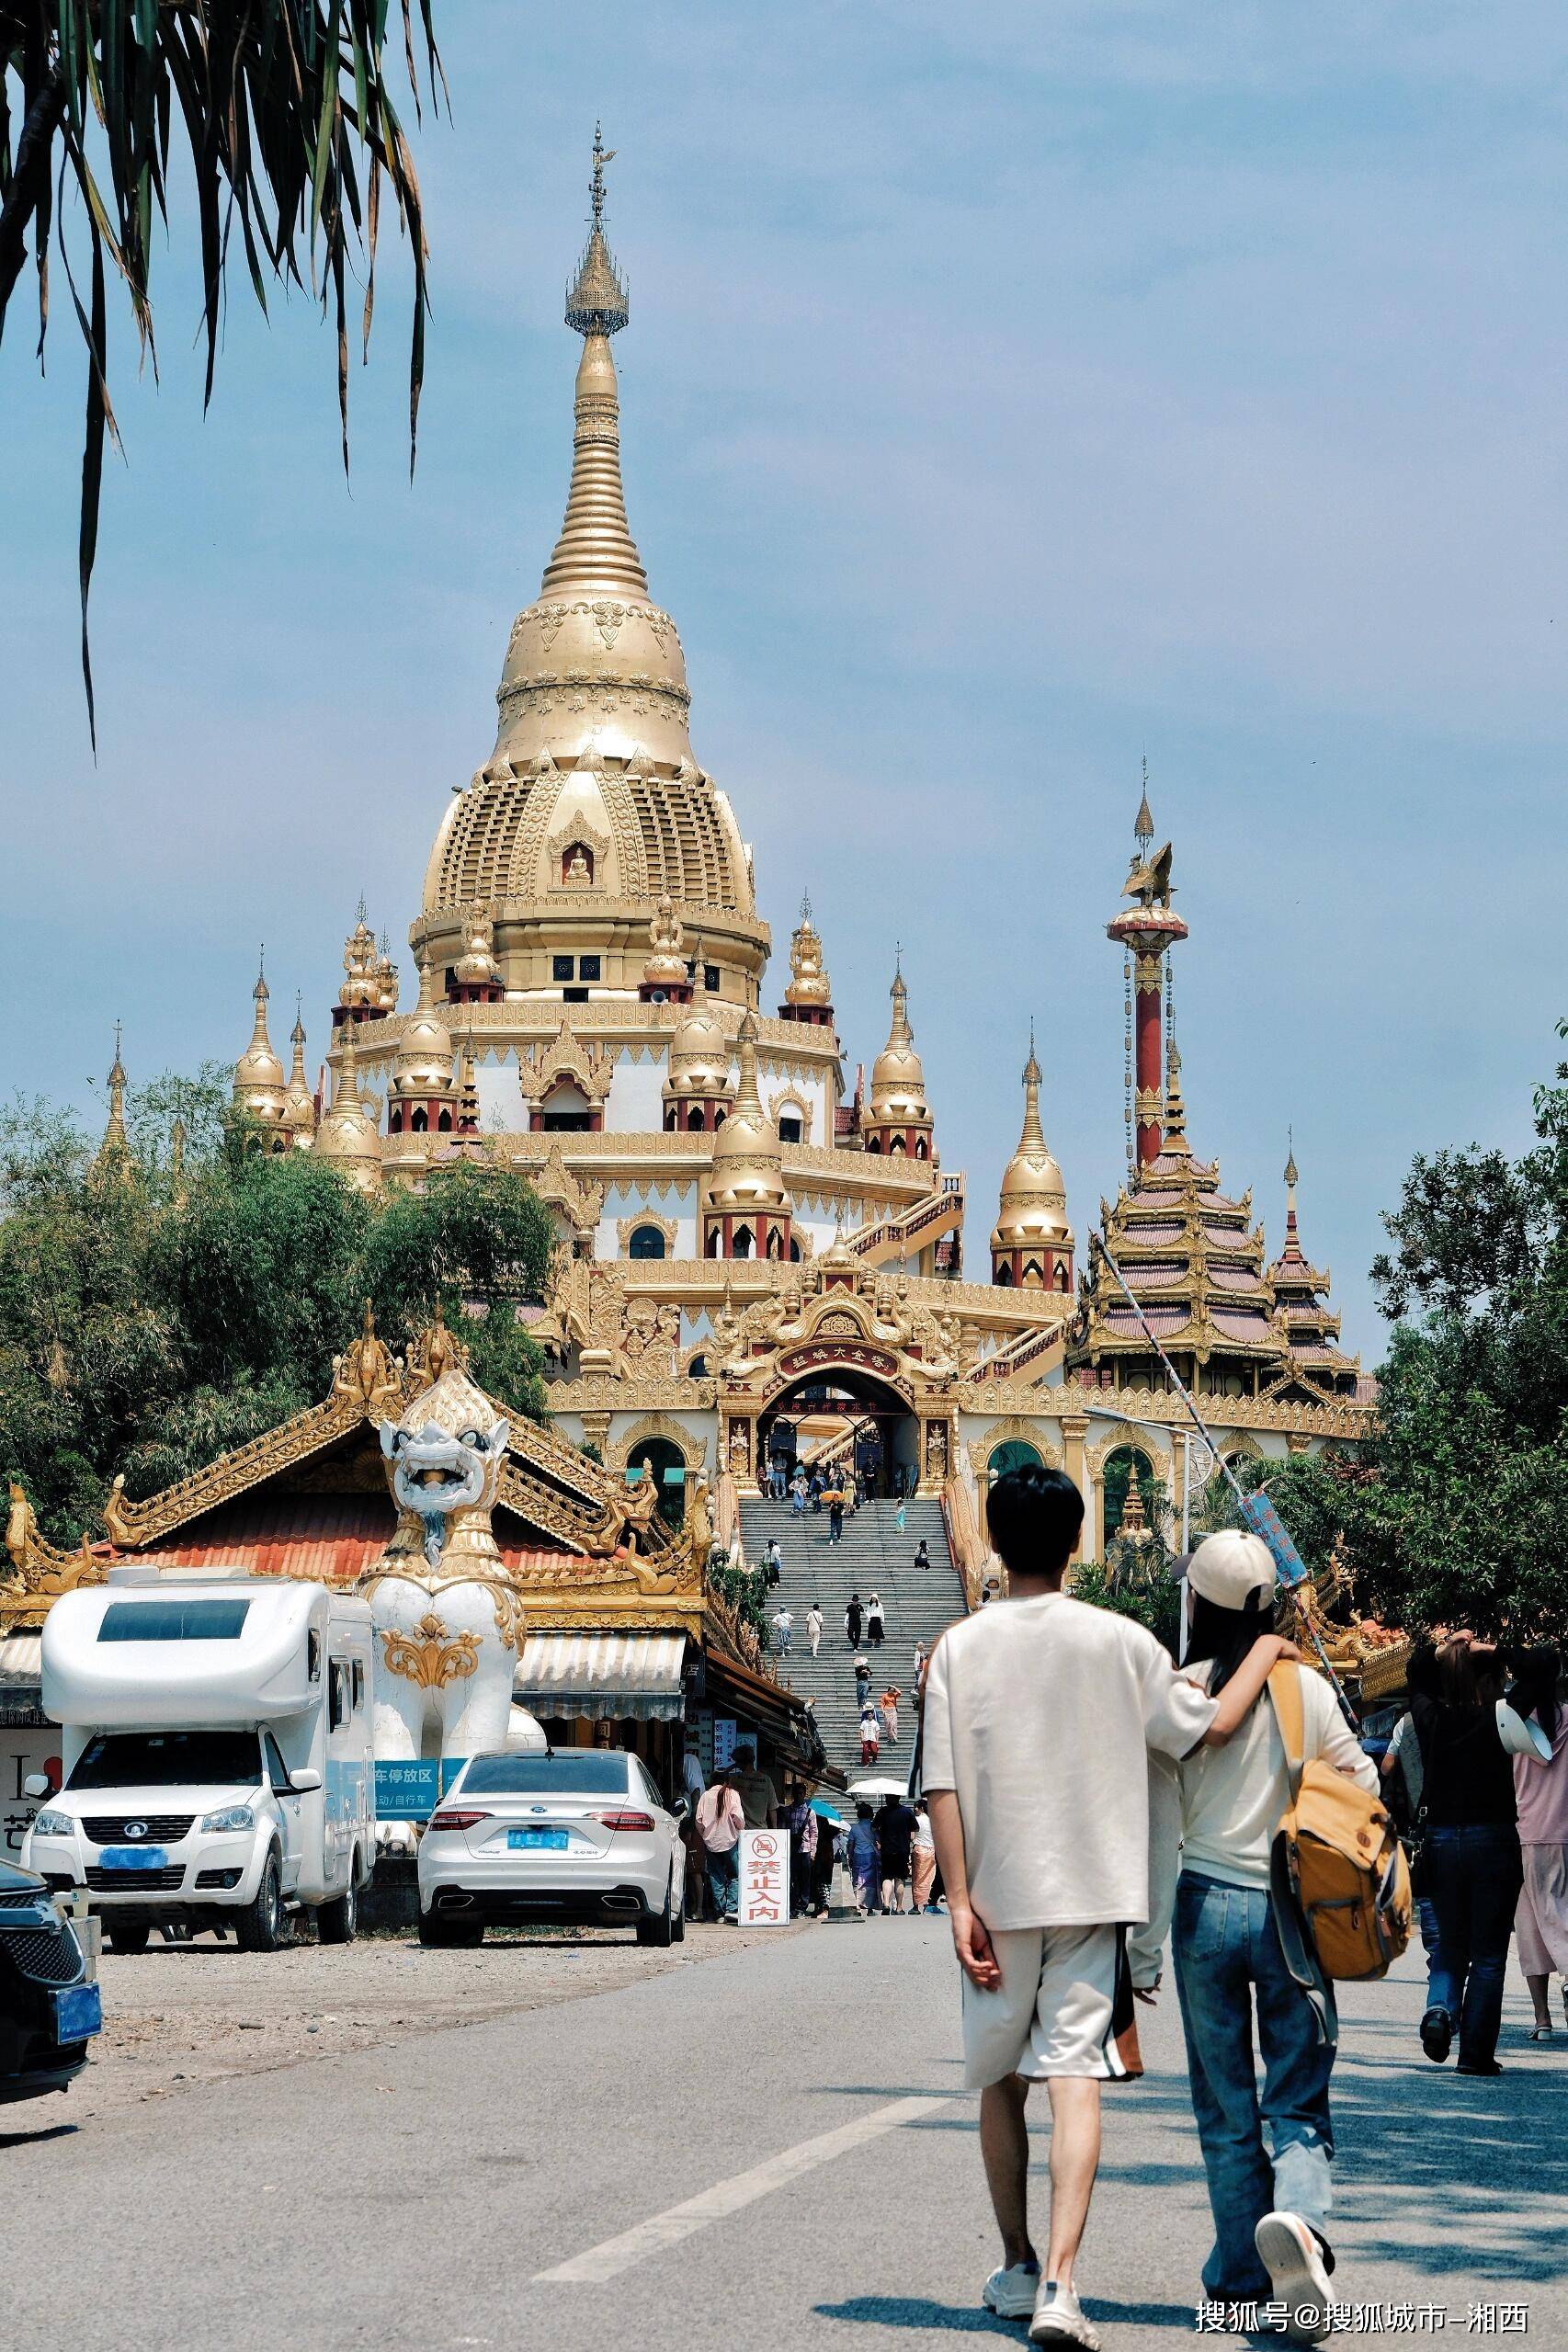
[417,1747,686,1948]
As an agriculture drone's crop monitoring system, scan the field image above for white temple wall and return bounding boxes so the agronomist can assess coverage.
[604,1051,668,1134]
[475,1051,527,1131]
[596,1179,699,1259]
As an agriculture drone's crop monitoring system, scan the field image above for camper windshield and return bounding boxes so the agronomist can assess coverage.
[66,1731,263,1790]
[459,1753,633,1797]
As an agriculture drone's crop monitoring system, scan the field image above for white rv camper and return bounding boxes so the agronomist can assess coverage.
[24,1570,375,1951]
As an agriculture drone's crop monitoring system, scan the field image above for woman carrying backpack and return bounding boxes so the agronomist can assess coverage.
[1131,1532,1378,2339]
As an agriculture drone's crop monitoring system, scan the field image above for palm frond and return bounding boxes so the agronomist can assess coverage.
[0,2,443,751]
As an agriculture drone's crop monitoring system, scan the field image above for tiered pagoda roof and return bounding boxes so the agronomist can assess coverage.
[1069,1053,1359,1405]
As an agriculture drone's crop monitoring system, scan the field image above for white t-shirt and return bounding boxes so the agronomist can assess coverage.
[1174,1658,1377,1892]
[920,1592,1217,1931]
[1130,1661,1378,1988]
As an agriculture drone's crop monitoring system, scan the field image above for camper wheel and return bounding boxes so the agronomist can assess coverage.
[107,1924,151,1955]
[316,1878,358,1946]
[235,1851,286,1954]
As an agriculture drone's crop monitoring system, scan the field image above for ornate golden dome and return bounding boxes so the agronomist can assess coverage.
[869,962,928,1122]
[991,1041,1074,1253]
[313,1026,382,1192]
[785,893,832,1008]
[416,137,764,994]
[233,965,287,1121]
[665,949,734,1104]
[393,956,455,1096]
[282,1006,316,1142]
[704,1011,790,1214]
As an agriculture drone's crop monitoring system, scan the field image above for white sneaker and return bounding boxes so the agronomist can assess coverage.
[1254,2211,1334,2342]
[1029,2280,1100,2348]
[982,2261,1040,2319]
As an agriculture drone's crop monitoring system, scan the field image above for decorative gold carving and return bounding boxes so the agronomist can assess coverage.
[518,1014,615,1110]
[608,1414,707,1475]
[379,1610,481,1690]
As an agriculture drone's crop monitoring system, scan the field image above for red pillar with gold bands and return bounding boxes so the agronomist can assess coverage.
[1107,799,1187,1171]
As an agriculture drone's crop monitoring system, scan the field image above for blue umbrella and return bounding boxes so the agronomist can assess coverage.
[811,1800,845,1822]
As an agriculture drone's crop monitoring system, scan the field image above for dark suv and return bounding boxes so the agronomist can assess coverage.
[0,1858,102,2104]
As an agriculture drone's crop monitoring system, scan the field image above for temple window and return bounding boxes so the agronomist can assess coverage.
[1053,1263,1069,1291]
[552,955,574,982]
[889,1135,906,1155]
[687,1107,704,1131]
[789,1240,801,1263]
[866,1136,881,1154]
[714,1107,727,1127]
[664,1106,676,1131]
[629,1225,667,1260]
[411,1108,428,1134]
[915,1137,928,1160]
[994,1262,1014,1288]
[733,1225,754,1259]
[579,955,602,983]
[706,1229,720,1256]
[778,1116,802,1144]
[766,1228,783,1260]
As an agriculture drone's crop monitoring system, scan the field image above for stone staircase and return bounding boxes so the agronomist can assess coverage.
[737,1494,970,1786]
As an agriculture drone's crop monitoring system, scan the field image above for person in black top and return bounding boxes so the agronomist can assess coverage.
[877,1793,918,1915]
[1411,1634,1549,2075]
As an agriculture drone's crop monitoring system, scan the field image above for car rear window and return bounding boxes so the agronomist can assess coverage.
[97,1600,251,1642]
[458,1753,633,1797]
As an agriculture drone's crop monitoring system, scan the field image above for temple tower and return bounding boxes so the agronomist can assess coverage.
[1105,780,1187,1168]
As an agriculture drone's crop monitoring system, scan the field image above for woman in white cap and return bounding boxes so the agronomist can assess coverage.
[1131,1530,1378,2343]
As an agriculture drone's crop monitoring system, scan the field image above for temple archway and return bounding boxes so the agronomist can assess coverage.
[756,1366,920,1501]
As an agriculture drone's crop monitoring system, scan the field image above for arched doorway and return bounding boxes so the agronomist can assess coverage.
[756,1367,919,1501]
[626,1436,687,1530]
[1103,1445,1159,1541]
[990,1438,1043,1481]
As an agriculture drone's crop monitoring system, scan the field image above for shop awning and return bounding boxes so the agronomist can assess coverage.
[0,1632,41,1687]
[514,1631,688,1722]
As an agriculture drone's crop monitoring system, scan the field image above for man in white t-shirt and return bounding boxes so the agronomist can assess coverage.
[924,1466,1299,2350]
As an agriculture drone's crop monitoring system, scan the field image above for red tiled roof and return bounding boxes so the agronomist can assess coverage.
[142,1493,581,1584]
[1106,1302,1187,1336]
[1210,1309,1275,1344]
[143,1494,394,1582]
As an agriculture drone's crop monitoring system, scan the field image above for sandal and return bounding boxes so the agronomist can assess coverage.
[1530,2025,1555,2040]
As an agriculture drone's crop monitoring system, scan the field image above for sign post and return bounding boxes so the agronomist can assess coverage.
[736,1827,790,1926]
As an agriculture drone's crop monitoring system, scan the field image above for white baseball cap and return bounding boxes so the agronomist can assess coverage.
[1187,1530,1278,1612]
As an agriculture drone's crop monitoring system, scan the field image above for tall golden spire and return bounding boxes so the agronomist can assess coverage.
[283,1001,315,1142]
[541,127,648,599]
[233,955,287,1119]
[1162,1040,1191,1159]
[99,1023,129,1158]
[313,1022,382,1191]
[869,954,929,1122]
[991,1029,1074,1271]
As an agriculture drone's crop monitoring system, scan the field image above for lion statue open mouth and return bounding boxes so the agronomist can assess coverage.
[380,1376,509,1569]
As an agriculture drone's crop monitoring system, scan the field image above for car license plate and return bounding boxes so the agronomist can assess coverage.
[52,1982,103,2043]
[99,1846,168,1870]
[507,1828,569,1851]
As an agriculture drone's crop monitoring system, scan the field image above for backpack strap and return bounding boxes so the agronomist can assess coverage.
[1267,1661,1306,1804]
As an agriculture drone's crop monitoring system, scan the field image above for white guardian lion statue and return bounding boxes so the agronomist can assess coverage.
[361,1364,529,1772]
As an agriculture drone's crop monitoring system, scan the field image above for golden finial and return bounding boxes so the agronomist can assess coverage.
[1134,757,1154,850]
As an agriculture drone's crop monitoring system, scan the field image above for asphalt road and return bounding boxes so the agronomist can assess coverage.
[4,1917,1563,2351]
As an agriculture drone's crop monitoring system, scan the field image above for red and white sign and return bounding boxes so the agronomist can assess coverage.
[736,1827,790,1926]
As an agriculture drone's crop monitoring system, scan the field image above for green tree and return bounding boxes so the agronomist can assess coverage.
[0,1081,555,1546]
[1,2,439,741]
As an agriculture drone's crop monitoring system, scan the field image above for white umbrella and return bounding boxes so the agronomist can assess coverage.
[846,1775,909,1801]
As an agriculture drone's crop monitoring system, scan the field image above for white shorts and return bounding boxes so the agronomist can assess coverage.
[960,1922,1142,2088]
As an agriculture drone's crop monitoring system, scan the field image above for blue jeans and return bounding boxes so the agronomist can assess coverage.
[705,1845,738,1920]
[1425,1824,1522,2068]
[1415,1892,1440,2008]
[1173,1871,1336,2301]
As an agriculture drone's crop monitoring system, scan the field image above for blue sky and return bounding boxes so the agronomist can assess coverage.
[4,3,1565,1352]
